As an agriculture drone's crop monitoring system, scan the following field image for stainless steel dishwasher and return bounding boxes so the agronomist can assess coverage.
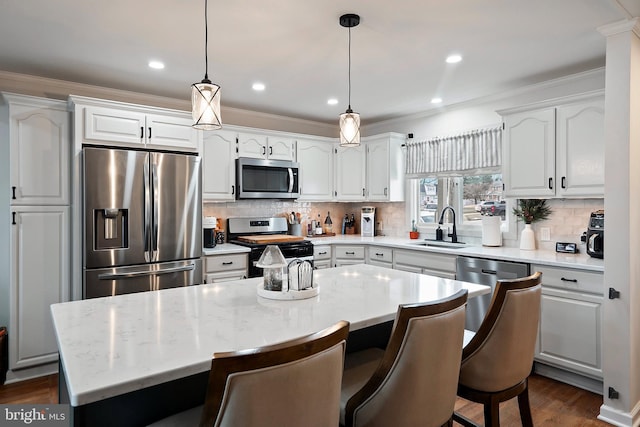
[456,256,529,331]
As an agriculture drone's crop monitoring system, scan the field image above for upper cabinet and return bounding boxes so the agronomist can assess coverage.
[237,132,295,161]
[202,130,237,201]
[500,91,604,198]
[70,96,200,152]
[297,137,334,201]
[3,94,70,206]
[335,144,367,201]
[365,133,405,202]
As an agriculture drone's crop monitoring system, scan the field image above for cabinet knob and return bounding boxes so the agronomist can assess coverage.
[262,146,266,156]
[11,186,16,200]
[148,127,152,139]
[140,127,144,139]
[561,176,566,189]
[362,188,365,197]
[269,146,273,156]
[231,185,235,195]
[548,177,553,190]
[12,212,16,225]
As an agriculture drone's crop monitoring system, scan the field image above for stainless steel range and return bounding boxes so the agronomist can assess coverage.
[227,217,314,278]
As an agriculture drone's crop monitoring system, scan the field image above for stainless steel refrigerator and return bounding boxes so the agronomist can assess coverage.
[83,146,202,299]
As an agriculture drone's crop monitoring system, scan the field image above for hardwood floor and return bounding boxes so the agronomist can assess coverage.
[0,373,609,426]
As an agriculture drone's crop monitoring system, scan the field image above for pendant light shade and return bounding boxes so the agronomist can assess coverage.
[339,13,361,147]
[192,0,222,130]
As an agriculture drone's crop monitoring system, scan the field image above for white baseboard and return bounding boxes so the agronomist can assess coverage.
[534,362,603,394]
[4,362,58,385]
[598,403,640,427]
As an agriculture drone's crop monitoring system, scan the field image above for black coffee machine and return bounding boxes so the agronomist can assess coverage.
[586,210,604,259]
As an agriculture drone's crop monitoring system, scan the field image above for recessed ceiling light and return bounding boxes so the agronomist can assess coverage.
[148,61,165,70]
[446,54,462,64]
[431,97,443,104]
[252,82,266,91]
[327,98,339,106]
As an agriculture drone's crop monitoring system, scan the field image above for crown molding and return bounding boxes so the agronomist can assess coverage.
[598,17,640,38]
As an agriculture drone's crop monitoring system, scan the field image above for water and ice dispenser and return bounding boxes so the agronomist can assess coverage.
[94,208,128,250]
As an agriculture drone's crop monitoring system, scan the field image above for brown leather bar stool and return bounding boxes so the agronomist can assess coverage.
[453,271,542,427]
[340,289,469,427]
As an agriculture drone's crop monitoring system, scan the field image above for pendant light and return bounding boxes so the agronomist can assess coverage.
[192,0,222,130]
[339,13,361,147]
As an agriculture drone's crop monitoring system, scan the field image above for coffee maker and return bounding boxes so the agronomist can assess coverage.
[586,210,604,259]
[203,216,217,248]
[361,207,375,237]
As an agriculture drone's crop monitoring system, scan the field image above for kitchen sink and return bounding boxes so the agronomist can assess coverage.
[410,239,467,250]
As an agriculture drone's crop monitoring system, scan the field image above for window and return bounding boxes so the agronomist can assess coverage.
[416,173,506,228]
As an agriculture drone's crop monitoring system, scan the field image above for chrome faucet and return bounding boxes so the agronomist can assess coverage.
[438,206,458,243]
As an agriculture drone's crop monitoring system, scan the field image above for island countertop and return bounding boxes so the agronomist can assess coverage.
[51,264,490,407]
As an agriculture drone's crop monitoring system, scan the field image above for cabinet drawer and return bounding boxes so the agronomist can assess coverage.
[394,249,456,273]
[313,245,332,260]
[334,245,365,259]
[204,271,247,283]
[205,254,248,273]
[367,246,393,264]
[532,264,603,295]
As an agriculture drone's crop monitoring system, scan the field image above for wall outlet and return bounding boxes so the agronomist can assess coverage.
[540,227,551,241]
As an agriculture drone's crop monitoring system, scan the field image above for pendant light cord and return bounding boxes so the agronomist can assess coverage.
[204,0,209,80]
[347,26,352,110]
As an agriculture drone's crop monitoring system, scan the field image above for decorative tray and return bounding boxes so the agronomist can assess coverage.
[257,283,319,300]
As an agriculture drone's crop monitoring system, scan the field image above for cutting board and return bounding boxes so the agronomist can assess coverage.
[237,235,305,244]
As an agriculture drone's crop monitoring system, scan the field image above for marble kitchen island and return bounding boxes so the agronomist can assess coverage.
[51,264,490,426]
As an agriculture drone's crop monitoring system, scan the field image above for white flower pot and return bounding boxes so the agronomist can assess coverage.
[520,223,536,250]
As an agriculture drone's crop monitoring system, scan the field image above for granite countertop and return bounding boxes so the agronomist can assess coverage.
[305,235,604,272]
[51,264,490,407]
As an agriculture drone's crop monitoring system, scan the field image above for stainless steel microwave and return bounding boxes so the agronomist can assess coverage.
[236,157,300,199]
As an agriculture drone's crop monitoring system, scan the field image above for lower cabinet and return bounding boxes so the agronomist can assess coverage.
[10,206,70,370]
[333,245,365,267]
[366,246,393,269]
[533,264,603,380]
[203,253,248,283]
[393,249,457,279]
[313,245,332,270]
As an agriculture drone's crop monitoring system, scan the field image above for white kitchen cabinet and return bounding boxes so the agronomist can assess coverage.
[533,264,603,380]
[72,96,200,152]
[5,95,70,206]
[366,245,393,269]
[203,253,248,283]
[297,138,334,201]
[10,205,70,369]
[335,145,366,201]
[365,134,405,202]
[500,92,604,198]
[202,130,237,201]
[333,245,365,267]
[313,245,332,270]
[393,249,457,279]
[237,132,295,161]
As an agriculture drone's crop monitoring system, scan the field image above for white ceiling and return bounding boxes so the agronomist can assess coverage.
[0,0,637,125]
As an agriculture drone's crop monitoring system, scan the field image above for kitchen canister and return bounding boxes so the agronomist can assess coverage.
[482,215,502,247]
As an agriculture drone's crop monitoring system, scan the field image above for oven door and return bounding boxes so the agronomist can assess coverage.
[236,158,299,199]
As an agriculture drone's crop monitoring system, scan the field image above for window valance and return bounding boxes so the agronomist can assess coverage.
[405,125,502,177]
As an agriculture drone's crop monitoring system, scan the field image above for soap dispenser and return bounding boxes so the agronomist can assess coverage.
[435,226,444,241]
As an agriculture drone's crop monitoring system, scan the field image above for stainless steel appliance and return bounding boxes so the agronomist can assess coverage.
[456,256,529,331]
[83,146,202,298]
[586,210,604,259]
[227,217,314,277]
[203,216,217,249]
[236,158,300,199]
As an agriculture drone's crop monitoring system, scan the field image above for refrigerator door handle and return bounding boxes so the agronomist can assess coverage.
[151,159,159,262]
[287,168,294,193]
[143,159,151,262]
[97,264,196,280]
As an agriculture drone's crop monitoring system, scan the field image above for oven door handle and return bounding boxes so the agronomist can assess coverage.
[287,168,294,193]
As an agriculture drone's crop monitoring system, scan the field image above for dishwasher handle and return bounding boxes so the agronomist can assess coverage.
[481,269,498,275]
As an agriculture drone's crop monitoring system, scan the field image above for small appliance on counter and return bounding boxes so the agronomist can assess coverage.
[481,216,502,247]
[203,216,217,248]
[586,210,604,259]
[361,207,375,237]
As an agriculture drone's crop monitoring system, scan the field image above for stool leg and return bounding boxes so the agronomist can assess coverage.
[484,396,500,427]
[517,385,534,427]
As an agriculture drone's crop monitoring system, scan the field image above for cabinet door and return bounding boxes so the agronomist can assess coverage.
[145,113,199,151]
[10,206,70,369]
[297,139,334,201]
[267,136,296,161]
[556,98,605,197]
[10,102,69,205]
[502,108,556,197]
[366,139,391,201]
[237,132,268,158]
[335,145,366,201]
[83,106,146,145]
[202,130,237,201]
[537,288,602,379]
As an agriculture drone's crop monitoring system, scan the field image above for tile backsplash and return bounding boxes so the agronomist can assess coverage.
[204,198,603,250]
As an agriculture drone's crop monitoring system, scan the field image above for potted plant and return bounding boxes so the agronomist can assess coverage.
[512,199,552,250]
[409,220,419,239]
